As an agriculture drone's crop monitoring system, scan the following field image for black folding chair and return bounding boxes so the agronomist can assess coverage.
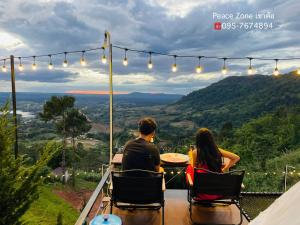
[187,168,245,225]
[111,169,165,225]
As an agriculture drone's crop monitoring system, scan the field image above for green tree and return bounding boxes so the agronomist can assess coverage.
[64,108,91,186]
[0,103,59,225]
[39,96,75,180]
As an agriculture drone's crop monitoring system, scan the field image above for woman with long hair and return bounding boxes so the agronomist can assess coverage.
[186,128,240,200]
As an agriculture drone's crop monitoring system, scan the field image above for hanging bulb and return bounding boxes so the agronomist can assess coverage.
[221,58,227,74]
[148,61,153,69]
[123,57,128,66]
[80,51,86,66]
[32,56,37,70]
[18,57,24,71]
[247,58,253,75]
[273,59,279,76]
[101,48,107,64]
[172,55,177,72]
[2,59,7,72]
[63,52,68,67]
[48,55,53,70]
[123,49,128,66]
[222,66,227,75]
[273,67,279,76]
[147,52,153,69]
[195,56,203,73]
[248,66,254,75]
[196,65,202,73]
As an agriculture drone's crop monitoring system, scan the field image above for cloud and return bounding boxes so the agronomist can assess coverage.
[0,0,299,94]
[0,68,78,83]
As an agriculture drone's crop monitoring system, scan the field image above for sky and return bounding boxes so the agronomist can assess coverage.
[0,0,300,95]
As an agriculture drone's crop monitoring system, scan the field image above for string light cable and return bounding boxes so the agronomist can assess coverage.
[0,40,300,74]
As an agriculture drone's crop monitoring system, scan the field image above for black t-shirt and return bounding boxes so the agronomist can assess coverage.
[122,138,160,172]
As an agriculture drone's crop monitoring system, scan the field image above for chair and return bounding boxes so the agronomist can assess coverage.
[111,169,165,225]
[187,168,245,225]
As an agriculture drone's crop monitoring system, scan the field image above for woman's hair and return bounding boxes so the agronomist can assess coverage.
[195,128,222,172]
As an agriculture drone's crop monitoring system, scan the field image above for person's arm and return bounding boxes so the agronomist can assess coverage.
[153,147,161,172]
[219,148,240,172]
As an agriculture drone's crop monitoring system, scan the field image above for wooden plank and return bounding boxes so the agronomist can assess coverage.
[106,189,248,225]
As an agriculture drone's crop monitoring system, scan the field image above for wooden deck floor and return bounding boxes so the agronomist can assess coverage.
[105,189,249,225]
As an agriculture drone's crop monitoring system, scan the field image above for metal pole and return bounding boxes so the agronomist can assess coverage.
[284,165,295,192]
[284,165,287,192]
[109,42,113,165]
[103,31,113,165]
[10,55,18,159]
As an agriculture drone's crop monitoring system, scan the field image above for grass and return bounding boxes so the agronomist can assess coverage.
[21,184,79,225]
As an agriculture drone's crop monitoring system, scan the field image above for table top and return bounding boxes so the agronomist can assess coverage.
[112,153,190,167]
[112,153,231,168]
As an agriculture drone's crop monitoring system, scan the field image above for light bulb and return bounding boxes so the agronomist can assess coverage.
[123,57,128,66]
[48,63,53,70]
[80,57,86,66]
[148,61,153,69]
[101,55,107,64]
[196,65,202,73]
[32,63,37,71]
[172,64,177,72]
[2,65,6,72]
[222,66,227,75]
[248,66,253,75]
[18,64,23,71]
[63,60,68,67]
[297,68,300,75]
[273,68,279,76]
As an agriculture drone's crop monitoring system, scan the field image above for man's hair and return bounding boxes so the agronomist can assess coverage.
[138,117,157,135]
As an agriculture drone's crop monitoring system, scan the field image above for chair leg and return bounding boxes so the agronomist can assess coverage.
[189,201,193,224]
[162,205,165,225]
[110,200,113,214]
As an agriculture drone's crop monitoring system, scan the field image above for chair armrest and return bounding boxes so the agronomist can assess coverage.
[187,173,193,186]
[162,177,166,192]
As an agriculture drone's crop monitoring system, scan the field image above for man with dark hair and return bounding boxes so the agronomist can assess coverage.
[122,117,161,172]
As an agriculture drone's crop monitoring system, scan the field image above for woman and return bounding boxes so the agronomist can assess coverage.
[186,128,240,200]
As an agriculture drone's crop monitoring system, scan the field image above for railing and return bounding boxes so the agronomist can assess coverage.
[75,165,112,225]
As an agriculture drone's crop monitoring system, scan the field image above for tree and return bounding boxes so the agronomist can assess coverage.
[39,96,75,181]
[0,103,59,225]
[64,108,91,186]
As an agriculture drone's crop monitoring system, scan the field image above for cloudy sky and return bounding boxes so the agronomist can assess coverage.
[0,0,300,94]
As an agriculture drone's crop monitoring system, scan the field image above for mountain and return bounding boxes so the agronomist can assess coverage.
[0,92,183,107]
[169,73,300,129]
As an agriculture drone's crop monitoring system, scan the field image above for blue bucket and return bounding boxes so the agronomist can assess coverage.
[90,214,122,225]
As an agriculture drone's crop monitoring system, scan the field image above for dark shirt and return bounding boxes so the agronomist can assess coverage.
[122,138,160,172]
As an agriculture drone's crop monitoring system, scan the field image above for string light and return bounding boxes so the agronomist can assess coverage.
[196,56,203,73]
[32,56,37,70]
[172,55,177,72]
[273,59,279,76]
[63,52,68,67]
[147,52,153,69]
[18,57,24,71]
[3,40,300,77]
[101,48,107,64]
[48,55,53,70]
[80,51,86,66]
[123,49,128,66]
[247,57,254,75]
[221,58,227,75]
[2,59,7,72]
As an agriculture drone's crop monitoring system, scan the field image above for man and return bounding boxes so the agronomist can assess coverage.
[122,117,160,172]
